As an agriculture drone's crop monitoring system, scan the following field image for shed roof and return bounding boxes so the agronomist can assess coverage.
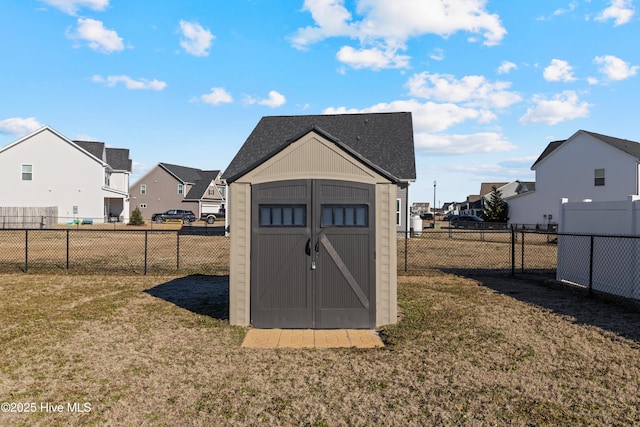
[222,112,416,183]
[531,130,640,169]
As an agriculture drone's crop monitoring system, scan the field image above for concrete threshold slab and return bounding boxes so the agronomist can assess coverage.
[241,329,384,349]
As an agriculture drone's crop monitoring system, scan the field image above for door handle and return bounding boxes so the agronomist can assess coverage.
[315,241,319,253]
[305,238,311,256]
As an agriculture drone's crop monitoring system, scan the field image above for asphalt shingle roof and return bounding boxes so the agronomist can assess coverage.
[106,148,132,172]
[74,140,132,172]
[222,112,416,183]
[159,163,221,200]
[531,130,640,169]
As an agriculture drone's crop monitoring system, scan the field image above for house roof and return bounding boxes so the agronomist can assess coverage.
[74,141,105,160]
[106,148,132,172]
[222,112,416,183]
[159,163,222,200]
[531,130,640,169]
[480,182,508,197]
[74,140,132,172]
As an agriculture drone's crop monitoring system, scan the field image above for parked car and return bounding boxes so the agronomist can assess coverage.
[420,213,434,220]
[151,209,197,224]
[451,214,484,228]
[443,213,457,221]
[200,208,226,224]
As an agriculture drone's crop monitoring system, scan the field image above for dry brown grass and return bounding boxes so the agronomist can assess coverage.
[1,272,638,426]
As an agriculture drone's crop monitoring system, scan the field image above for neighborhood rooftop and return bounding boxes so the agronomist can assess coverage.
[531,130,640,169]
[159,162,221,200]
[222,112,416,183]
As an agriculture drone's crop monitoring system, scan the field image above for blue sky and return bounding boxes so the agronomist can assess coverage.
[1,0,639,206]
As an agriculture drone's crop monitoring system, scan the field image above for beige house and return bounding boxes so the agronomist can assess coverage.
[222,112,416,329]
[130,163,225,222]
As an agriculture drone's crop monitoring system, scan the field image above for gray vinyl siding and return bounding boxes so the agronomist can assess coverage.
[130,167,194,220]
[396,184,408,234]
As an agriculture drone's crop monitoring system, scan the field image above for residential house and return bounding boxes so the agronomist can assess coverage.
[459,195,482,216]
[130,163,225,221]
[0,126,131,224]
[507,130,640,227]
[411,202,430,216]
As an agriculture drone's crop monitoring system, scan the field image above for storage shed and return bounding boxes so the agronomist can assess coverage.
[222,112,416,329]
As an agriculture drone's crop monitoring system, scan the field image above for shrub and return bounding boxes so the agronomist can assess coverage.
[129,207,145,225]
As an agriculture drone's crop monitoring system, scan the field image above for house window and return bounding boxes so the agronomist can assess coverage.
[208,188,214,196]
[104,171,111,186]
[21,164,32,181]
[178,184,184,195]
[396,199,401,226]
[595,169,605,186]
[139,203,147,209]
[140,184,146,195]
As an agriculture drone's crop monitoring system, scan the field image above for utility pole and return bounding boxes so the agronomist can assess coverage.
[433,180,437,228]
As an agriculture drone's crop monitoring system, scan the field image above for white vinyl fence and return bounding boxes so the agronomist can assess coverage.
[557,196,640,300]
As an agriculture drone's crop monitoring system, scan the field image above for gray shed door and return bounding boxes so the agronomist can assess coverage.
[251,179,375,329]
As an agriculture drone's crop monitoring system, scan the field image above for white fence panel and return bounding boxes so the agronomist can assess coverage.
[557,196,640,300]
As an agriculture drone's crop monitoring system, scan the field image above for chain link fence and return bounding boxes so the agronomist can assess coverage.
[1,226,638,302]
[0,228,229,275]
[557,233,640,300]
[398,229,557,277]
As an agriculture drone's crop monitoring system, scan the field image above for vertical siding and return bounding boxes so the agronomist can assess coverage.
[376,183,397,326]
[229,182,251,326]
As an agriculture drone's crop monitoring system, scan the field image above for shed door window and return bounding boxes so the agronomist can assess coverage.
[321,205,368,227]
[22,164,32,181]
[260,205,306,227]
[594,168,605,186]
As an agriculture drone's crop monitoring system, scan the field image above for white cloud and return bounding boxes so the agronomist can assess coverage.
[258,91,287,108]
[519,90,591,125]
[594,55,639,80]
[0,117,43,137]
[595,0,635,26]
[336,45,410,70]
[325,98,491,133]
[179,20,214,57]
[292,0,506,70]
[325,100,513,155]
[497,61,517,74]
[543,59,576,82]
[290,0,357,49]
[67,18,124,53]
[414,132,516,155]
[200,87,233,105]
[406,72,522,109]
[429,48,445,61]
[40,0,108,15]
[554,1,578,16]
[92,75,167,90]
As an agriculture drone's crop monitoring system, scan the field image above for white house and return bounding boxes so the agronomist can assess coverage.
[507,130,640,228]
[0,126,132,224]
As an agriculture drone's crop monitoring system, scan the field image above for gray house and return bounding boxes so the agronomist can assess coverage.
[222,112,416,329]
[130,163,225,221]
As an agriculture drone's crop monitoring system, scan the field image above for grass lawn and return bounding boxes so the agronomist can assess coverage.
[0,272,638,426]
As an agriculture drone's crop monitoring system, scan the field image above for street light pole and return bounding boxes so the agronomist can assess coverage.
[433,180,437,228]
